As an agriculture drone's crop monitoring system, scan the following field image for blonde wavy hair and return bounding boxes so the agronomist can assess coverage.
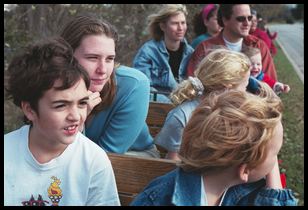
[170,48,251,106]
[148,4,188,41]
[178,82,283,174]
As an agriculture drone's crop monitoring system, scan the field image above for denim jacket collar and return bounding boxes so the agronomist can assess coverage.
[221,178,266,205]
[171,168,266,206]
[131,167,297,206]
[171,168,201,206]
[157,38,191,56]
[157,39,168,55]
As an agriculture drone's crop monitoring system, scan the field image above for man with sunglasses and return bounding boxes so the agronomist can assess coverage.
[186,4,277,81]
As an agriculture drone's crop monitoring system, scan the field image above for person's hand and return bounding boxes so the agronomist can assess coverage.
[283,84,290,93]
[266,156,283,189]
[87,90,102,116]
[274,82,290,94]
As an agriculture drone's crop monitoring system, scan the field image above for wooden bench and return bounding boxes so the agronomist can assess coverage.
[108,153,177,206]
[150,89,171,102]
[146,102,174,138]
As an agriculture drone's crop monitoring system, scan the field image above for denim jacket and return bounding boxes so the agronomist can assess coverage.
[133,39,194,92]
[130,168,298,206]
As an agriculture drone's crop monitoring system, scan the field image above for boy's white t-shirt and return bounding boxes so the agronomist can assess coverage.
[4,125,120,206]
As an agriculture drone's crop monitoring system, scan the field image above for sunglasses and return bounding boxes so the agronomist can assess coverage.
[235,15,253,22]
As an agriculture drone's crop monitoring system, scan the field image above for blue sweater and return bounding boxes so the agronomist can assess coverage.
[85,65,154,153]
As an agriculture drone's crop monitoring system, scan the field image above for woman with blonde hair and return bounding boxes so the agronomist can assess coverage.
[155,48,251,160]
[133,4,194,103]
[131,86,297,206]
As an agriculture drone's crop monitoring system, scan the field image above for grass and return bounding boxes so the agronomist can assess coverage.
[3,41,304,206]
[273,42,304,206]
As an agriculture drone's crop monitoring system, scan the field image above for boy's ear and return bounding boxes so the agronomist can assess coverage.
[21,101,36,122]
[238,164,250,183]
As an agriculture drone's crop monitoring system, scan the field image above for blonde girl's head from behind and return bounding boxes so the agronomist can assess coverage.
[196,48,251,92]
[171,48,251,105]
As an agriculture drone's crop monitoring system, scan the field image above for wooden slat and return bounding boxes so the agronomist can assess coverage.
[119,194,136,206]
[146,102,174,138]
[108,153,177,205]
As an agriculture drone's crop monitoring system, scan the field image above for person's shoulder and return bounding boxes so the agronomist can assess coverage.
[165,104,185,123]
[5,127,20,139]
[5,125,29,159]
[177,99,199,115]
[204,32,223,44]
[75,132,109,160]
[134,39,161,61]
[246,33,259,41]
[181,99,200,108]
[192,34,210,44]
[139,39,159,50]
[137,168,177,195]
[116,65,149,83]
[183,40,194,53]
[245,34,267,47]
[195,35,223,53]
[257,28,268,35]
[4,125,28,144]
[193,34,206,42]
